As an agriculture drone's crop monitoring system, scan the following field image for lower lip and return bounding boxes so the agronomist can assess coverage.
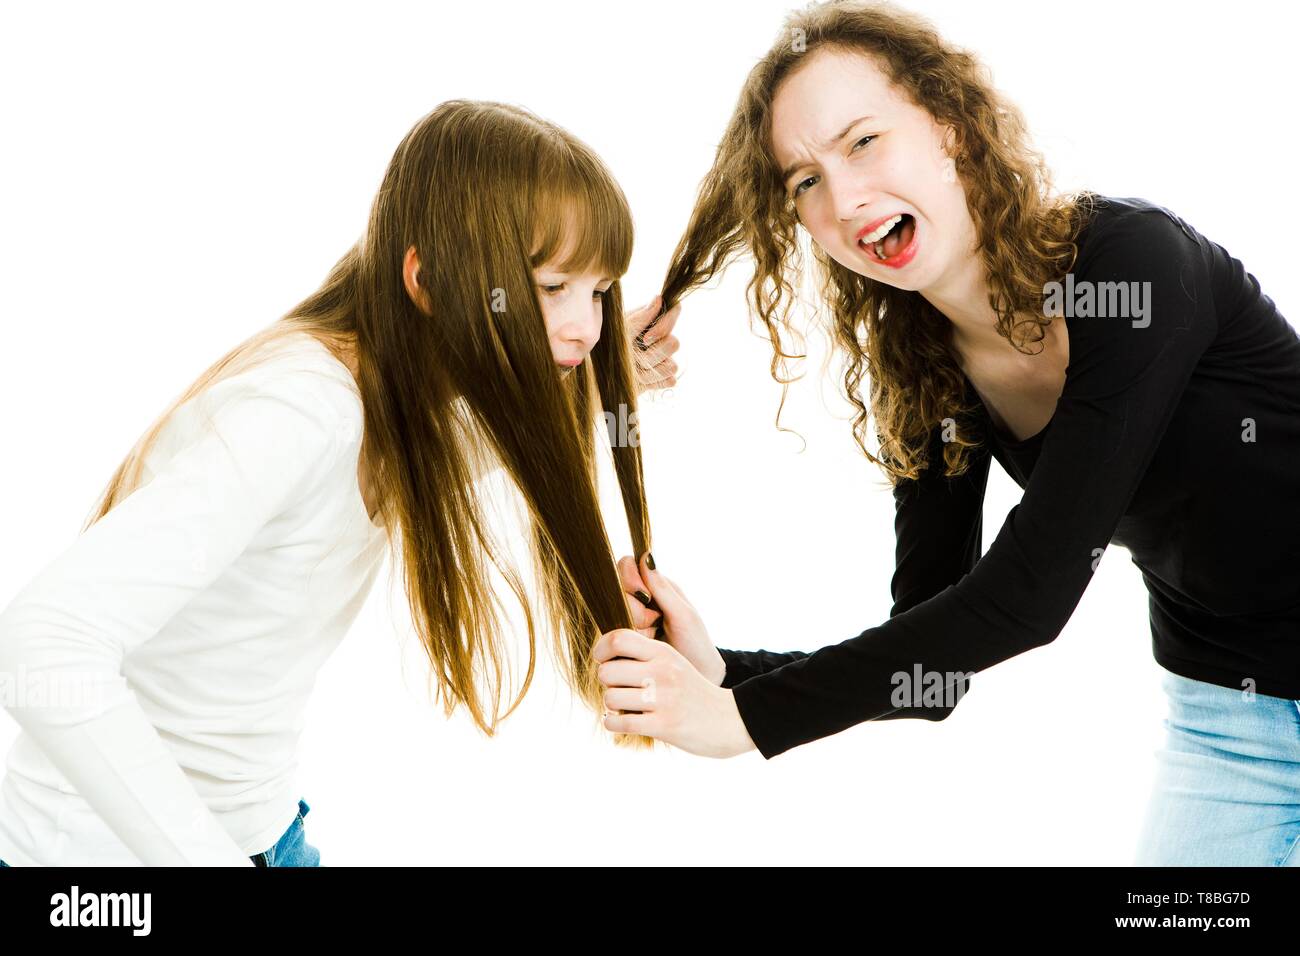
[860,220,920,269]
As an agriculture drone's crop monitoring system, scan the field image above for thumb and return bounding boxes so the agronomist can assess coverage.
[638,551,692,620]
[632,295,663,332]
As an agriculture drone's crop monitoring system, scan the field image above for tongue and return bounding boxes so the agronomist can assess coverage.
[881,215,914,258]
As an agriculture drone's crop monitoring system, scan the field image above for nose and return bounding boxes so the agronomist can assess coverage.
[828,168,870,223]
[559,300,602,356]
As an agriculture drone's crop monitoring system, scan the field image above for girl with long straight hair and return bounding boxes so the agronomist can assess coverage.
[0,99,682,866]
[596,0,1300,866]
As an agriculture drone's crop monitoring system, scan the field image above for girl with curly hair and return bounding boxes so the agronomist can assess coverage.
[596,0,1300,866]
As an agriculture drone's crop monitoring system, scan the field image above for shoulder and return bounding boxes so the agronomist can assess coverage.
[1055,197,1219,390]
[1074,196,1207,275]
[206,333,362,434]
[154,333,365,480]
[1061,194,1215,326]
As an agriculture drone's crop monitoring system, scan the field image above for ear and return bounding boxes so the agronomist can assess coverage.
[937,125,960,184]
[403,245,432,316]
[938,123,959,158]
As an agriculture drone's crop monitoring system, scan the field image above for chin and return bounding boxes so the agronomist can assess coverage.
[836,246,933,293]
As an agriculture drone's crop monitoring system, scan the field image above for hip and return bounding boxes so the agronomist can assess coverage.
[0,794,319,867]
[1136,666,1300,866]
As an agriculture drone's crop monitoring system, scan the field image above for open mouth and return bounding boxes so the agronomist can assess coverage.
[859,213,918,266]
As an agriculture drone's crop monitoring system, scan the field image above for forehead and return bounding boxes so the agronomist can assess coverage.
[532,237,614,281]
[770,48,901,165]
[529,193,628,278]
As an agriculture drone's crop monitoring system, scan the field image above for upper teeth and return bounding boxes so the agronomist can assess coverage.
[860,215,903,245]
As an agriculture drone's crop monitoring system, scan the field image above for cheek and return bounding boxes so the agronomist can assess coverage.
[538,301,562,338]
[800,199,843,253]
[800,205,877,277]
[903,139,961,213]
[808,225,868,275]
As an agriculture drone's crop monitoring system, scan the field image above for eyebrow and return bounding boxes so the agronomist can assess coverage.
[779,114,876,185]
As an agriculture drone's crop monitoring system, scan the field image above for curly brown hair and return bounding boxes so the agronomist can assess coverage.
[659,0,1097,484]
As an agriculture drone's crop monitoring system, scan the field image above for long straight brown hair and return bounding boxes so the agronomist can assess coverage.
[85,100,659,749]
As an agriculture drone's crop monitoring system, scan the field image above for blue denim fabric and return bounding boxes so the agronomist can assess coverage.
[250,798,320,867]
[0,797,319,867]
[1135,669,1300,866]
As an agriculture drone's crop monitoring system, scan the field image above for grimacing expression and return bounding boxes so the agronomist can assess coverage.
[769,47,974,294]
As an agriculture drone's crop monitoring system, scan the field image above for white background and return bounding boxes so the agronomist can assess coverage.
[1,0,1296,865]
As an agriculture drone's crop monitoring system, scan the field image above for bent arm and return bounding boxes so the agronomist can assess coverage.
[0,374,353,863]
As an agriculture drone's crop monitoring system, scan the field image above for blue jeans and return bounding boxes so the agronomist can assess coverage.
[1135,668,1300,866]
[0,797,319,867]
[250,797,320,867]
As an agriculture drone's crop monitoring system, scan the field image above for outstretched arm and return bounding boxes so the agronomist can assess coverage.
[730,208,1219,758]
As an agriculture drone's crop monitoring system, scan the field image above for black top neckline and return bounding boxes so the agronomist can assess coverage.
[962,372,1053,452]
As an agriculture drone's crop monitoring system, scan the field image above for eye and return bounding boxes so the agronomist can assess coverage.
[593,288,611,300]
[540,283,565,294]
[793,175,819,199]
[791,135,876,201]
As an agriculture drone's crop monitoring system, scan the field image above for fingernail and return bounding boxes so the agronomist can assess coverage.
[633,589,653,607]
[644,551,656,571]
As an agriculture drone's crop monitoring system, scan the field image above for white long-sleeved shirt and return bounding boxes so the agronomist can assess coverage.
[0,331,388,865]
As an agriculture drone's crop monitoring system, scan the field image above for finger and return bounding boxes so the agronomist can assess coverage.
[638,552,670,609]
[616,554,650,596]
[634,300,677,351]
[602,711,654,736]
[592,627,654,663]
[628,295,663,336]
[637,358,680,390]
[649,357,679,380]
[642,302,681,345]
[632,336,678,372]
[618,554,662,615]
[625,591,662,629]
[636,340,680,381]
[603,687,657,713]
[640,553,694,611]
[597,627,661,664]
[596,656,653,688]
[653,568,693,608]
[641,334,680,360]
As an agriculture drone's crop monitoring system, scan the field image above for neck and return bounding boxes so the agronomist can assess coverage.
[920,254,1053,367]
[327,335,362,385]
[920,251,1005,354]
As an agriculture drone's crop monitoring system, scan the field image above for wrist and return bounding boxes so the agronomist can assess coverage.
[726,689,758,756]
[710,650,727,687]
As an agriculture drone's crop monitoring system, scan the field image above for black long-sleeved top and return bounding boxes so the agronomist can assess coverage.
[720,196,1300,759]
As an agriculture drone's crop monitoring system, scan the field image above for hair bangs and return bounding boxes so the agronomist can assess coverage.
[528,144,632,280]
